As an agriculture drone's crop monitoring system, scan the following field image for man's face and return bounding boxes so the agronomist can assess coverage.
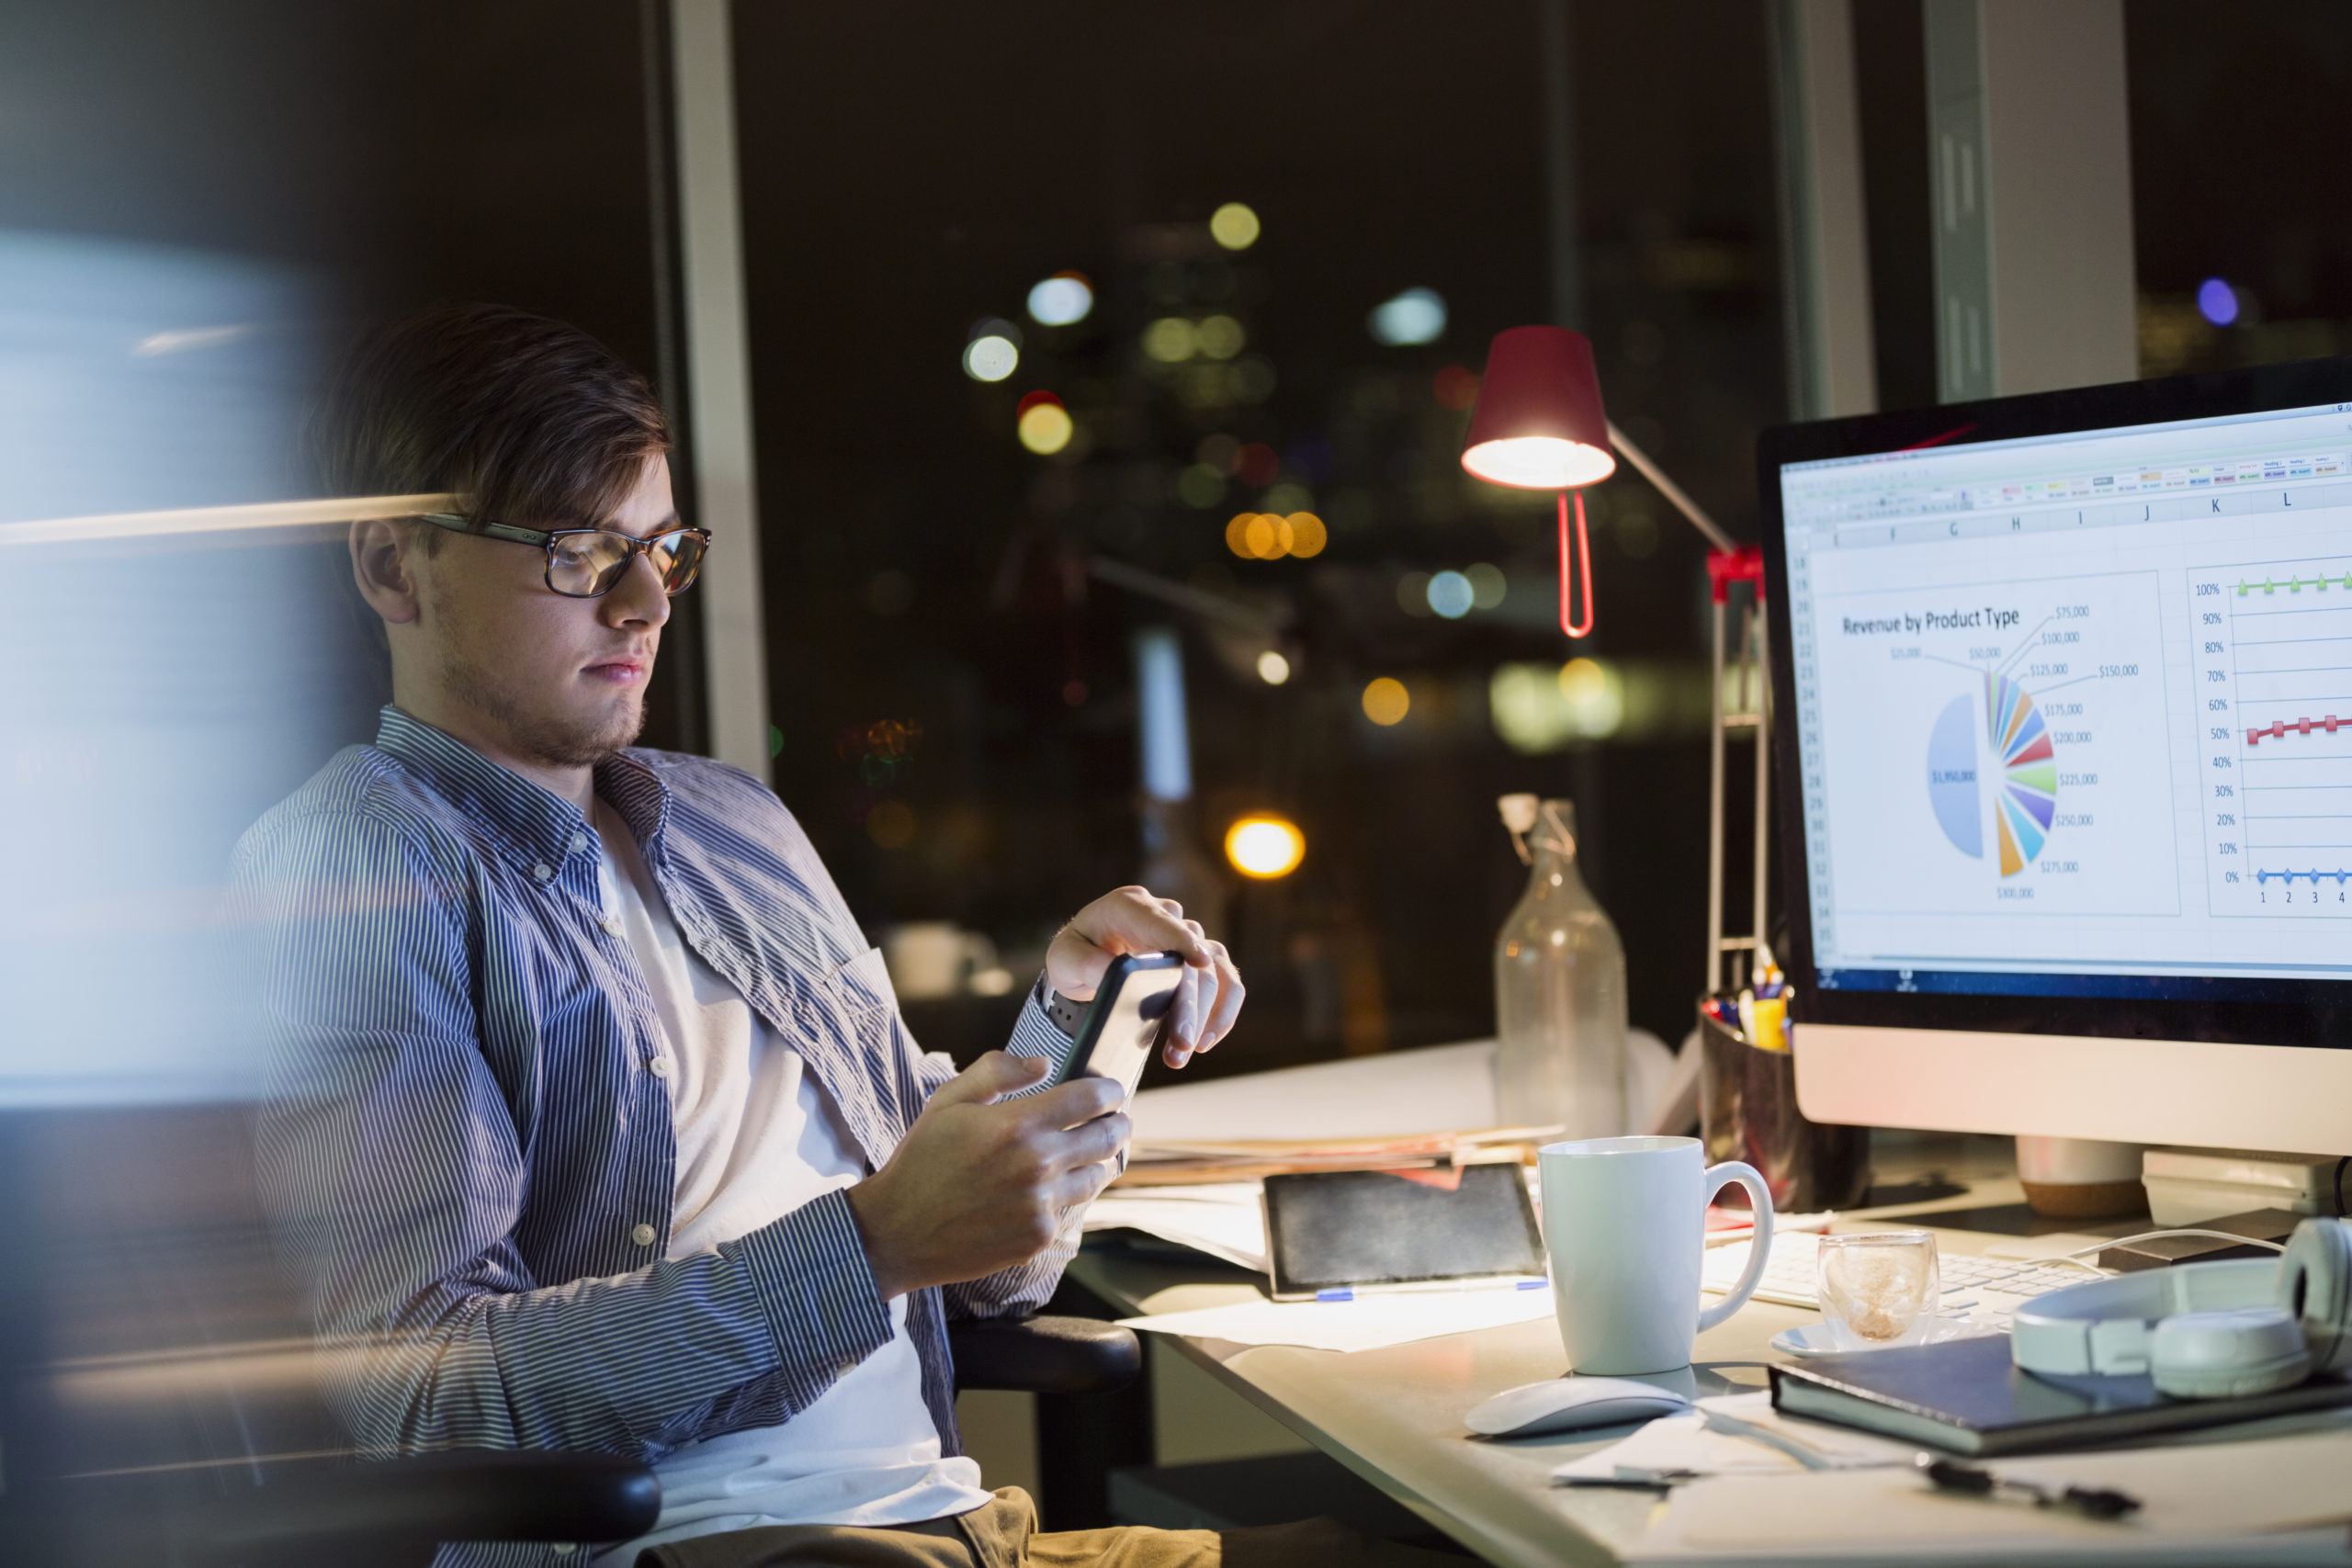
[413,455,676,771]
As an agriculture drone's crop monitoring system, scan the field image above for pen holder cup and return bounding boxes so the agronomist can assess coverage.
[1697,1000,1872,1214]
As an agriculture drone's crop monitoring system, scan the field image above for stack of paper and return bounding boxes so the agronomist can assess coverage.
[1116,1128,1552,1187]
[1081,1182,1269,1272]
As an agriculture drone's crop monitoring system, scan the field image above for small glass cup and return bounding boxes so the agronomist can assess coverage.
[1816,1230,1941,1346]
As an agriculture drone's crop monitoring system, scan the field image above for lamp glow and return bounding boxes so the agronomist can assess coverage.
[1460,435,1615,491]
[1226,815,1305,878]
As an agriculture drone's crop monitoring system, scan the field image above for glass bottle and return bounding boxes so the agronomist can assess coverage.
[1494,795,1628,1140]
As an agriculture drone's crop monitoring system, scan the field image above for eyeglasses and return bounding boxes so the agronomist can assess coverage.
[413,513,711,599]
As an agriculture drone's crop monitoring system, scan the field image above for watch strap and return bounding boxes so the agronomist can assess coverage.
[1043,982,1088,1036]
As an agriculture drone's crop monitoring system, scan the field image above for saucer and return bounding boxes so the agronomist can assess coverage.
[1770,1315,2002,1358]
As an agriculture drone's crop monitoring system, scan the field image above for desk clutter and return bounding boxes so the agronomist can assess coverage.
[1088,1039,2352,1557]
[1514,1221,2352,1562]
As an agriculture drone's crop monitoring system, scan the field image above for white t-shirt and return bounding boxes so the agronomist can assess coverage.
[589,800,991,1566]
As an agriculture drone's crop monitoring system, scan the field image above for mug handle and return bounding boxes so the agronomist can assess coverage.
[1696,1161,1775,1334]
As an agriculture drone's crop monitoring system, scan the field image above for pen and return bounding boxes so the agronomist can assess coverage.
[1555,1468,1702,1491]
[1916,1454,2141,1520]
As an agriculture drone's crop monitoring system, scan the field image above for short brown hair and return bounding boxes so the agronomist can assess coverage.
[314,303,668,542]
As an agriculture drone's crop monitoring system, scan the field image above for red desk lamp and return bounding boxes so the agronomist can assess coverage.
[1459,326,1618,637]
[1458,324,1773,993]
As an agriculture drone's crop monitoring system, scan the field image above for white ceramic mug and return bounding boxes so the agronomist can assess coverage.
[1538,1134,1775,1374]
[882,923,998,1001]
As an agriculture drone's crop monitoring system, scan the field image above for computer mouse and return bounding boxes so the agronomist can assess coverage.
[1464,1376,1692,1438]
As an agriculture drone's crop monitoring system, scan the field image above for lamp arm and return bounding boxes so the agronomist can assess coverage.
[1604,420,1736,554]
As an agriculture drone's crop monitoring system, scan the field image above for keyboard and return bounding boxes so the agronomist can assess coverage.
[1700,1231,2104,1330]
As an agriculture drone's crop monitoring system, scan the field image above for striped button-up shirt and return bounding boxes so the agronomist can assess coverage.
[233,708,1076,1567]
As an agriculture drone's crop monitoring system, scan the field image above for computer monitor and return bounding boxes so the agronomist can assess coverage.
[1761,360,2352,1154]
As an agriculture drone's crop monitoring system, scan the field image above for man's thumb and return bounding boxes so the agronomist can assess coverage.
[932,1049,1053,1106]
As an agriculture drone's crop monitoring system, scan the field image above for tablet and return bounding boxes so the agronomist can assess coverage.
[1261,1165,1545,1300]
[1046,951,1183,1101]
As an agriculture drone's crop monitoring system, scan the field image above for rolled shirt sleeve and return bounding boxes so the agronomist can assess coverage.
[242,807,893,1460]
[942,976,1095,1323]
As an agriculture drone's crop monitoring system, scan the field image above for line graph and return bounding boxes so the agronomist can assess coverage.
[2237,572,2352,595]
[2194,553,2352,913]
[2246,715,2352,745]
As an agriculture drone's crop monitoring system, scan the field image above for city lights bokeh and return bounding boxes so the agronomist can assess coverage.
[1464,561,1508,609]
[1143,316,1198,363]
[1425,570,1474,619]
[1224,511,1326,560]
[1361,676,1410,727]
[1027,271,1094,326]
[962,324,1019,382]
[1015,390,1072,454]
[1368,287,1446,346]
[2196,276,2240,327]
[1209,201,1261,251]
[1225,814,1306,878]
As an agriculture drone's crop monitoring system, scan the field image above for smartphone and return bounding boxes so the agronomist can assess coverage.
[1046,951,1185,1101]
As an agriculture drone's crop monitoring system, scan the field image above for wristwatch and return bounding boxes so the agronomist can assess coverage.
[1042,981,1088,1036]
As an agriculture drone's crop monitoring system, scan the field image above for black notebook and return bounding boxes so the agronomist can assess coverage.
[1770,1331,2352,1455]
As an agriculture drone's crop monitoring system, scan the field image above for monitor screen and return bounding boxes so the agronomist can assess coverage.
[1766,367,2352,1034]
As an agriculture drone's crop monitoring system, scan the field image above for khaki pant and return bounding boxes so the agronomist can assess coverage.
[638,1487,1466,1568]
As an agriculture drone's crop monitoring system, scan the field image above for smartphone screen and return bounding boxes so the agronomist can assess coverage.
[1052,952,1183,1100]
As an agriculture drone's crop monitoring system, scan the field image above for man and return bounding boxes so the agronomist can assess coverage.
[238,306,1440,1568]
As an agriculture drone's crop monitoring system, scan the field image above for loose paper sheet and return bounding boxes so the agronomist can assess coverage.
[1553,1393,1913,1485]
[1117,1282,1555,1353]
[1624,1430,2352,1564]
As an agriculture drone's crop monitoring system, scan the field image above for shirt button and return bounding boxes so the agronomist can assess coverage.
[649,1057,672,1079]
[603,916,625,937]
[569,831,589,854]
[532,863,553,882]
[630,1223,657,1247]
[551,1548,577,1558]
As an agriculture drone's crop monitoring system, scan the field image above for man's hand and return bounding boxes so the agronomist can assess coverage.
[1046,886,1245,1068]
[846,1051,1128,1299]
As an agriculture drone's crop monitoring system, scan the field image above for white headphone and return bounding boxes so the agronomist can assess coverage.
[2010,1217,2352,1400]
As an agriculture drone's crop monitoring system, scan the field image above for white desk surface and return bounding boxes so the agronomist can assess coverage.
[1070,1166,2095,1568]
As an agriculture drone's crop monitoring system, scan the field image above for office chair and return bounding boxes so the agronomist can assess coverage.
[17,1313,1141,1568]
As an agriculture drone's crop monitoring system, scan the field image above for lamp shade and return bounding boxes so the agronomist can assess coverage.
[1459,325,1616,491]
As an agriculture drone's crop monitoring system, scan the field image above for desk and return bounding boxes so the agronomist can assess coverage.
[1070,1159,2084,1568]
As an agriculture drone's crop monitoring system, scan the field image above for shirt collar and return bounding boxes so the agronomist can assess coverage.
[373,706,672,873]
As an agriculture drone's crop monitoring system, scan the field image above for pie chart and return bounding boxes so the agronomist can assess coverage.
[1926,694,1981,859]
[1925,678,2061,875]
[1987,672,2057,876]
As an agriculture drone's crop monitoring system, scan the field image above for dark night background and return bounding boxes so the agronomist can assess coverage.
[6,0,2351,1080]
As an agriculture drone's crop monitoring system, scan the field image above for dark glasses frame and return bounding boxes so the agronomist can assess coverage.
[412,512,712,599]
